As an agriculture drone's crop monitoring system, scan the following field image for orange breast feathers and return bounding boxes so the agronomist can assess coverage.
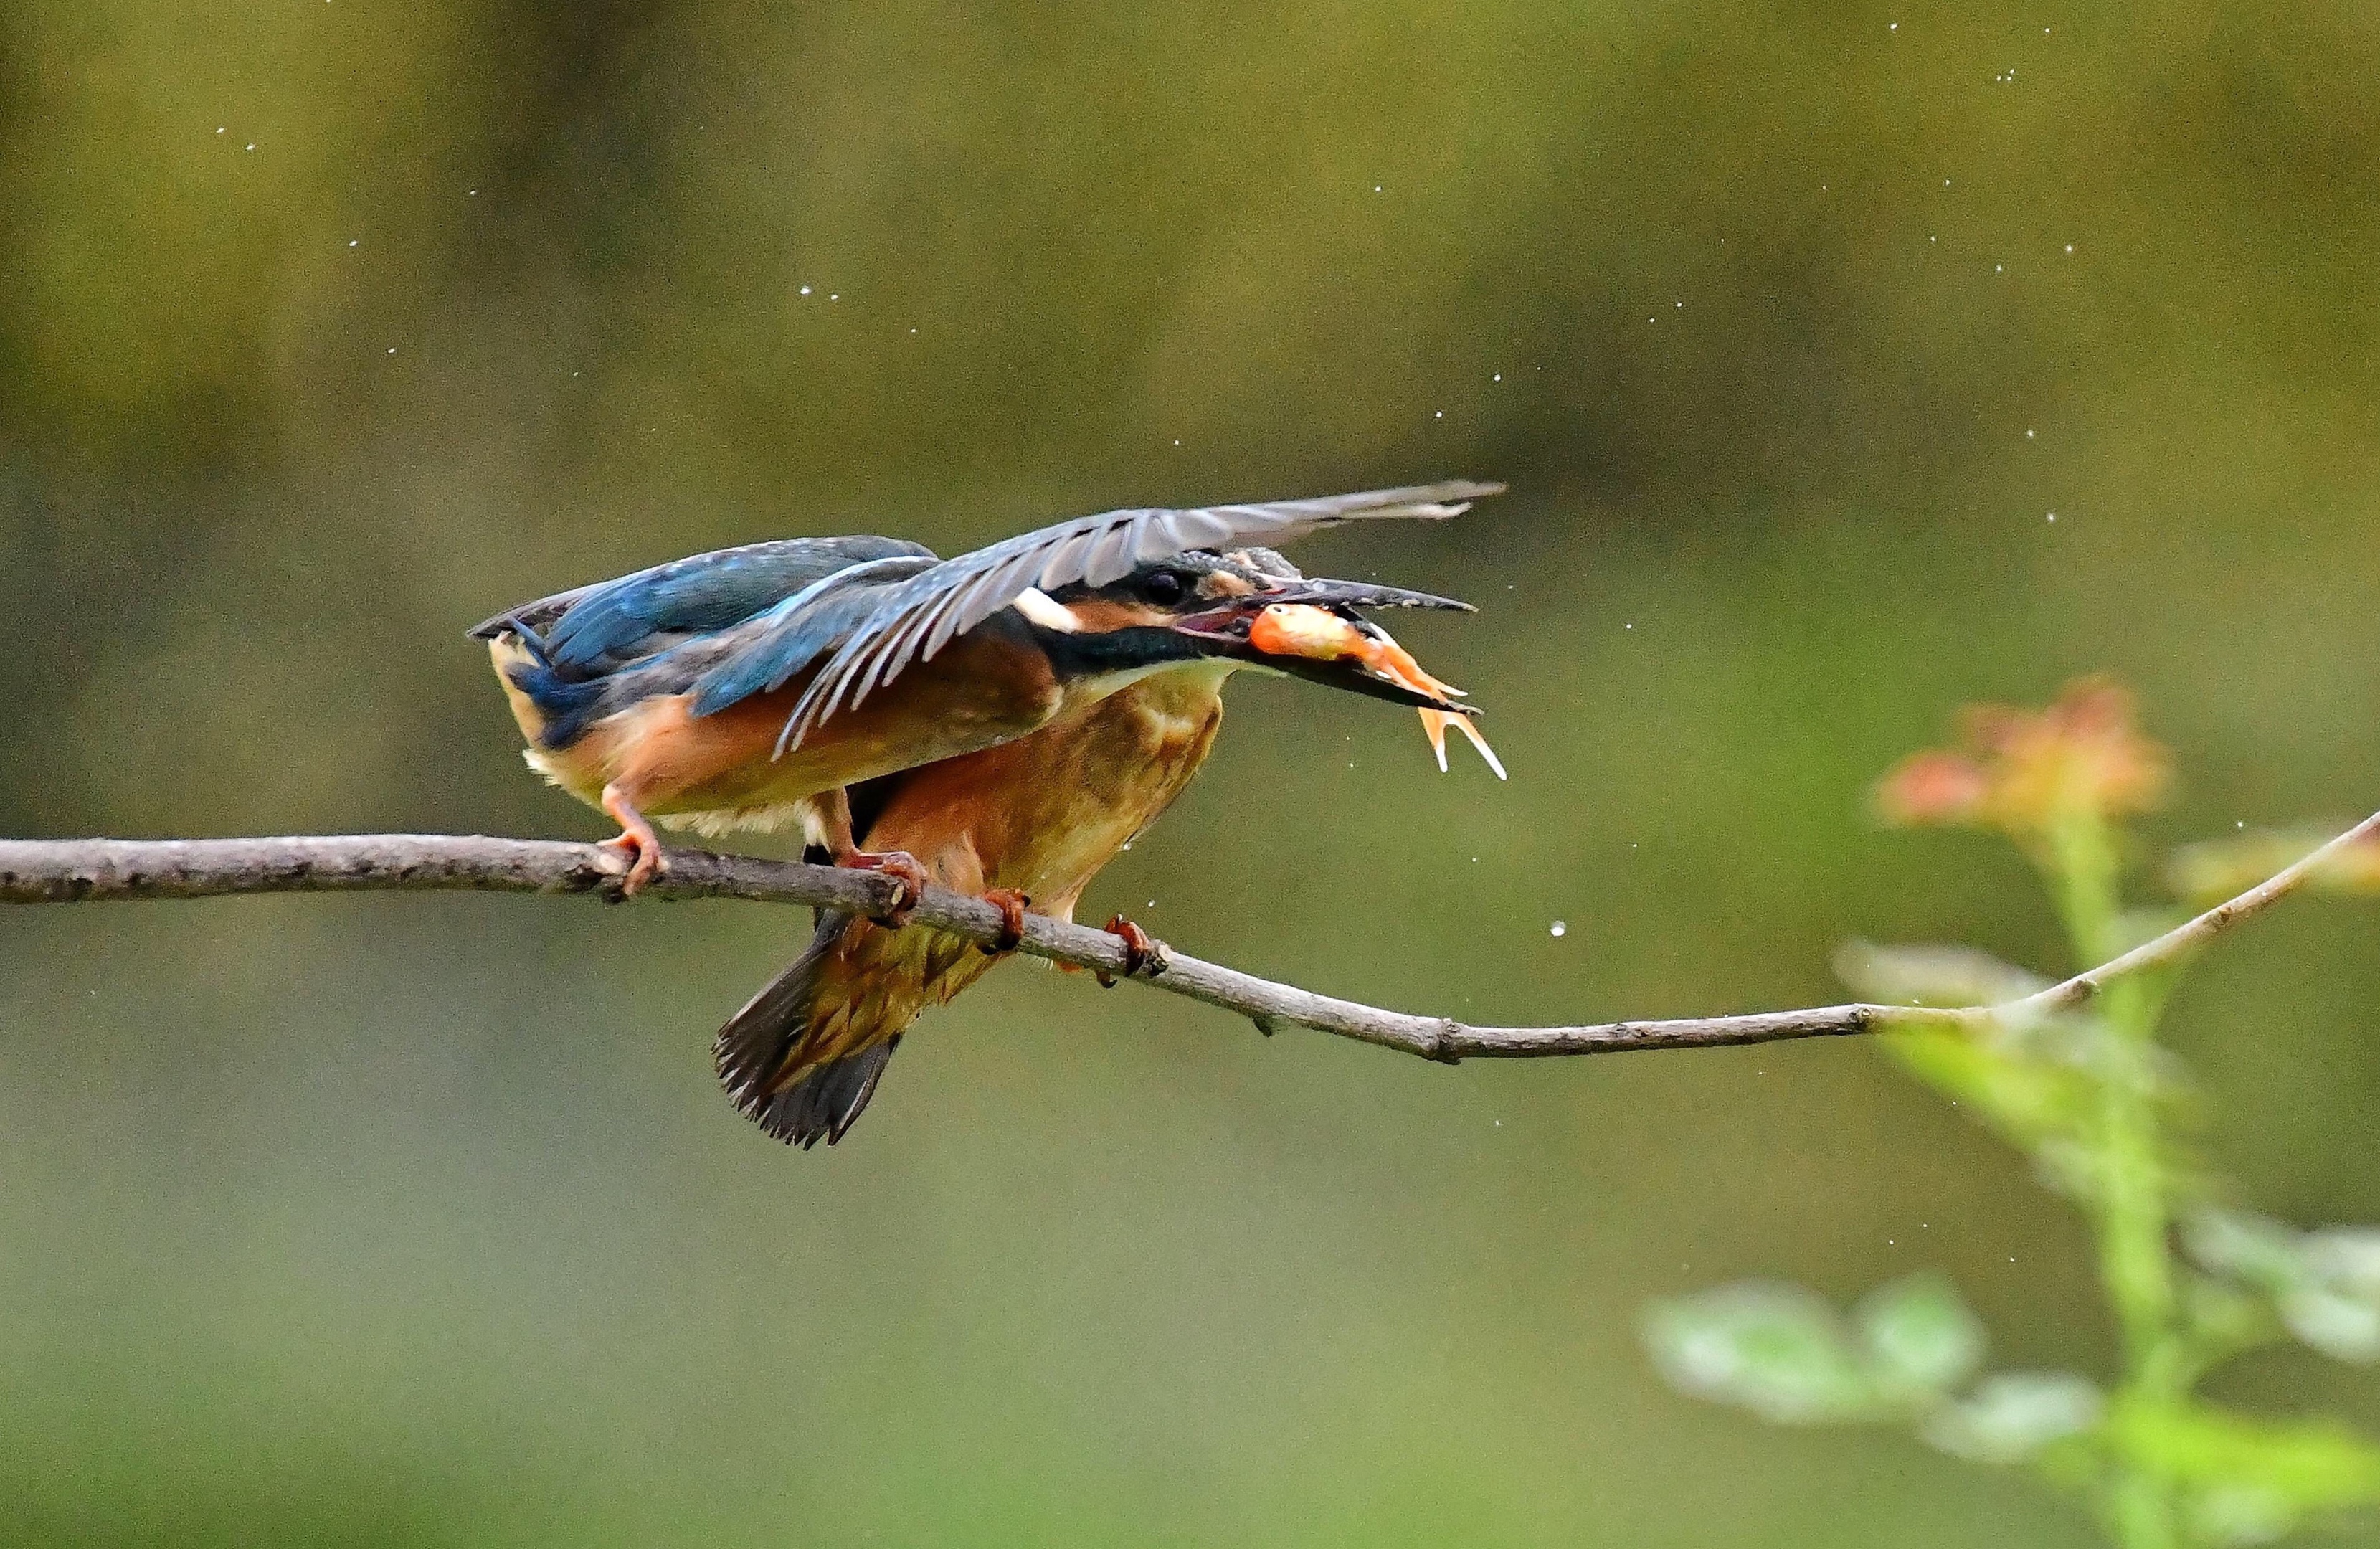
[858,668,1226,918]
[757,671,1228,1071]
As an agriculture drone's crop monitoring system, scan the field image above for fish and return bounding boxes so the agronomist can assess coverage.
[1244,602,1506,780]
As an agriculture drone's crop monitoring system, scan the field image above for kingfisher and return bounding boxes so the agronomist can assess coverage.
[709,541,1504,1145]
[470,483,1499,906]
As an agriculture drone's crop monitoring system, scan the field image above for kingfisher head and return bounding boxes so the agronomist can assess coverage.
[1011,548,1473,711]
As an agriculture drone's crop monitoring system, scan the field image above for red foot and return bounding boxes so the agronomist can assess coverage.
[836,848,928,925]
[1096,914,1155,989]
[599,783,665,897]
[982,889,1032,953]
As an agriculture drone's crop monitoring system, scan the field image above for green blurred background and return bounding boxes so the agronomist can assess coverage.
[4,1,2377,1543]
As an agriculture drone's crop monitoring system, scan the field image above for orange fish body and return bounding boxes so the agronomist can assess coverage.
[1248,604,1503,779]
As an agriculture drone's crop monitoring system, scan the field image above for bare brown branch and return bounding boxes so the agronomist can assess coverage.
[2,815,2371,1061]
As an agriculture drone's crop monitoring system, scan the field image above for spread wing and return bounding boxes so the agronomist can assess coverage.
[467,535,936,671]
[683,553,940,717]
[767,480,1501,752]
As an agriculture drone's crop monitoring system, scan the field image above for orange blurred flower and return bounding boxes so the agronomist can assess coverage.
[1875,676,2171,835]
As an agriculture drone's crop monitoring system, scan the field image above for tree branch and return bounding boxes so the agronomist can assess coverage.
[1,814,2371,1061]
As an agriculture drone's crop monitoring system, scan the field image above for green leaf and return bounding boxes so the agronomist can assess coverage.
[1918,1371,2104,1465]
[2166,828,2380,906]
[2107,1401,2380,1515]
[2308,1228,2380,1299]
[2185,1484,2296,1546]
[1834,940,2050,1008]
[1872,1022,2099,1155]
[1643,1284,1876,1424]
[2187,1211,2380,1363]
[2185,1210,2306,1291]
[1856,1273,1985,1398]
[2280,1288,2380,1365]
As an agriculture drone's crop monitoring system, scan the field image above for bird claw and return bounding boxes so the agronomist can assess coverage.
[597,828,665,898]
[1096,914,1156,988]
[837,848,928,925]
[982,889,1031,953]
[597,783,666,899]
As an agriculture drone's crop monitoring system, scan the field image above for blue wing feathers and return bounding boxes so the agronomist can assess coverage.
[686,554,937,720]
[471,533,942,745]
[473,482,1498,754]
[542,536,933,670]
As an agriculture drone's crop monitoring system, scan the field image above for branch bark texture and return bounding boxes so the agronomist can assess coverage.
[3,815,2371,1061]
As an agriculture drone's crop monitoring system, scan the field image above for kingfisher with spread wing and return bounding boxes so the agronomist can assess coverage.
[473,480,1503,1142]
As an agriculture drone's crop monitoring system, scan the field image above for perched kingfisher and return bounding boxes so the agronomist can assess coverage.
[470,483,1496,899]
[471,482,1501,1143]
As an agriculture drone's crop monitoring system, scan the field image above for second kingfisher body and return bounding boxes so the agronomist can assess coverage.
[712,542,1479,1144]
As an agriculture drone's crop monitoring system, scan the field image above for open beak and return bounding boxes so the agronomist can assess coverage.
[1168,586,1475,714]
[1171,585,1506,780]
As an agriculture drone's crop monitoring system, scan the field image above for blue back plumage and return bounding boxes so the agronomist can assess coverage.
[540,536,934,670]
[685,554,937,719]
[472,534,940,747]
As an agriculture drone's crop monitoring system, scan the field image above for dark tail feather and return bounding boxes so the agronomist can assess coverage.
[715,914,901,1147]
[766,1036,901,1150]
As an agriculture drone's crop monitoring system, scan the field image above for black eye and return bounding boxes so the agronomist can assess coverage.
[1139,569,1185,605]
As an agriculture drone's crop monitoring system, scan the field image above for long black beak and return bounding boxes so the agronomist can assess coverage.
[1258,577,1473,612]
[1257,655,1477,713]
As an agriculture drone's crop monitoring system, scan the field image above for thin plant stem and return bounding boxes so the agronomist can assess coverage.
[2047,804,2180,1549]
